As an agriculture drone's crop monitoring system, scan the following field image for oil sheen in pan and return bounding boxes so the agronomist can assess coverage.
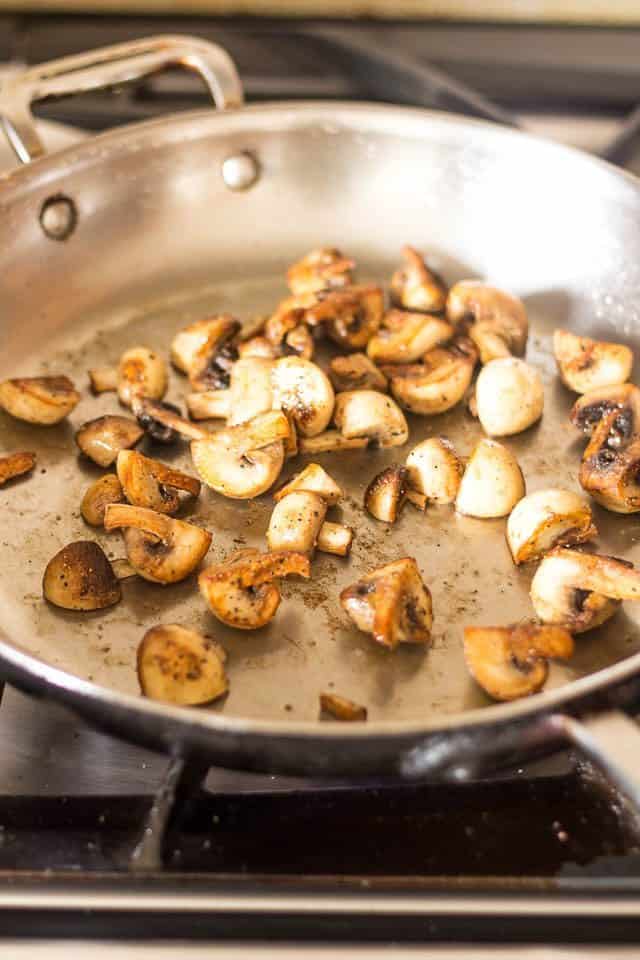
[1,269,639,724]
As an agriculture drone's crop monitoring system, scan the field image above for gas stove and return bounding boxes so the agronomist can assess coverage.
[3,15,640,955]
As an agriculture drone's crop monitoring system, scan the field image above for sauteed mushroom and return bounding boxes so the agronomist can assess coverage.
[171,315,240,390]
[227,356,275,426]
[43,540,121,610]
[104,504,212,584]
[271,357,334,437]
[287,247,354,295]
[298,431,368,455]
[307,285,384,350]
[274,463,343,505]
[475,357,544,437]
[191,410,289,499]
[340,557,432,650]
[456,439,525,519]
[199,548,310,630]
[80,474,124,526]
[579,409,640,513]
[364,465,408,523]
[75,415,144,468]
[553,329,633,394]
[367,310,453,364]
[383,337,478,416]
[238,336,278,360]
[390,246,448,314]
[133,398,207,442]
[267,491,328,555]
[506,489,596,565]
[570,383,640,440]
[316,521,354,557]
[116,450,200,515]
[333,391,409,448]
[464,624,574,701]
[117,347,168,408]
[0,375,79,425]
[405,437,463,505]
[531,548,640,633]
[88,366,118,394]
[134,399,184,444]
[0,451,36,486]
[265,293,318,350]
[137,624,228,706]
[186,390,232,421]
[319,692,367,722]
[284,324,315,360]
[329,353,388,393]
[446,281,528,363]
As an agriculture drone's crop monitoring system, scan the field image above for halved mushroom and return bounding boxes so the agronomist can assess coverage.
[0,376,79,425]
[340,557,432,649]
[43,540,121,610]
[287,247,354,296]
[228,356,275,427]
[446,281,528,363]
[80,474,125,526]
[117,347,168,408]
[464,624,574,701]
[570,383,640,441]
[405,437,463,506]
[75,415,144,468]
[317,521,354,557]
[238,336,279,360]
[367,310,453,364]
[137,624,228,706]
[456,439,525,519]
[199,548,310,630]
[530,547,640,633]
[579,409,640,513]
[283,323,315,361]
[306,285,384,350]
[88,366,118,394]
[265,293,318,350]
[383,337,478,416]
[104,504,212,584]
[506,489,597,565]
[116,450,200,515]
[390,246,448,314]
[270,357,334,437]
[267,491,328,555]
[274,463,343,505]
[364,465,408,523]
[319,692,367,722]
[186,390,232,421]
[333,391,409,448]
[475,357,544,437]
[190,410,289,499]
[133,398,207,442]
[298,431,368,455]
[170,315,240,389]
[0,451,36,486]
[329,353,388,393]
[553,329,633,394]
[134,399,185,444]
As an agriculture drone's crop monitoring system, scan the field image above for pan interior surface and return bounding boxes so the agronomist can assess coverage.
[1,105,640,731]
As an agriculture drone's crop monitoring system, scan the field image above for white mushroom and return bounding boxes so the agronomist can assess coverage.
[506,489,597,565]
[464,624,574,701]
[104,504,212,584]
[530,548,640,633]
[190,410,289,499]
[199,548,310,630]
[383,337,478,416]
[80,474,125,526]
[447,281,528,362]
[287,247,354,296]
[367,310,453,364]
[274,463,343,505]
[579,409,640,513]
[0,376,79,425]
[116,450,200,515]
[237,336,278,360]
[329,353,388,393]
[117,347,168,408]
[186,390,231,421]
[333,390,409,448]
[0,451,36,486]
[390,246,448,314]
[170,315,240,389]
[405,437,463,505]
[43,540,122,610]
[554,328,633,394]
[316,521,354,557]
[298,431,368,455]
[137,624,228,706]
[228,356,275,426]
[88,366,118,394]
[456,439,525,519]
[340,557,433,650]
[271,357,334,437]
[364,466,408,523]
[307,285,384,350]
[75,415,144,468]
[267,491,328,555]
[319,692,367,722]
[570,383,640,440]
[475,357,544,437]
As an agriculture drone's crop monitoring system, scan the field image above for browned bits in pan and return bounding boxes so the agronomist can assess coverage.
[137,624,228,706]
[341,558,432,650]
[0,375,79,425]
[43,540,122,611]
[80,474,124,527]
[0,451,36,486]
[319,692,367,722]
[446,281,528,363]
[75,415,144,468]
[390,245,448,314]
[554,328,632,394]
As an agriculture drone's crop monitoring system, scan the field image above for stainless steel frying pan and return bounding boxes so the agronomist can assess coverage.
[2,35,640,797]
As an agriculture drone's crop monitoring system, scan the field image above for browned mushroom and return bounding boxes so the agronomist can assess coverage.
[170,315,240,389]
[80,474,125,526]
[405,437,463,505]
[570,383,640,441]
[340,558,433,649]
[390,246,448,314]
[316,521,354,557]
[579,409,640,513]
[383,336,478,416]
[306,285,384,350]
[328,353,388,393]
[0,451,36,486]
[0,376,79,425]
[88,366,118,394]
[186,391,232,421]
[298,431,368,454]
[43,540,122,611]
[506,489,596,564]
[554,329,633,394]
[446,281,528,363]
[137,624,228,706]
[274,463,343,505]
[271,357,335,437]
[133,399,208,442]
[367,310,453,364]
[464,624,574,701]
[199,548,310,630]
[364,466,408,523]
[333,390,409,448]
[116,450,200,515]
[319,692,367,722]
[117,347,168,408]
[283,323,315,360]
[134,399,186,445]
[75,415,144,468]
[267,491,328,555]
[287,247,354,296]
[237,335,279,360]
[264,293,318,350]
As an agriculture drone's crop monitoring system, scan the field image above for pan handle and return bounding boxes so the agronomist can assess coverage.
[0,34,244,165]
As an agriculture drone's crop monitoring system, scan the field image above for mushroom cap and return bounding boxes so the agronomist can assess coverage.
[385,337,477,416]
[405,437,463,505]
[506,488,596,564]
[553,328,633,394]
[271,357,335,437]
[456,439,525,519]
[75,415,144,468]
[579,417,640,514]
[316,521,354,556]
[116,449,200,515]
[446,281,528,356]
[228,356,274,426]
[308,285,384,350]
[570,383,640,439]
[475,358,544,437]
[80,474,125,527]
[43,540,121,611]
[367,311,454,364]
[340,557,432,649]
[266,491,328,554]
[287,247,354,296]
[137,624,228,706]
[364,465,408,523]
[333,390,409,447]
[171,315,240,382]
[329,353,388,393]
[464,624,573,701]
[117,347,168,408]
[0,376,79,425]
[274,462,343,505]
[390,246,448,314]
[0,451,36,486]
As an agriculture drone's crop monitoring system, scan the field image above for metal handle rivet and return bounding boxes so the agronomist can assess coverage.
[221,152,259,191]
[39,194,77,241]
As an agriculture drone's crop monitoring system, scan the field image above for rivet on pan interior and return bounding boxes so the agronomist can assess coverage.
[39,194,77,241]
[221,152,259,191]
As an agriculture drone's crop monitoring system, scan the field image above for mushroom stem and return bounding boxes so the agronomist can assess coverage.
[317,521,354,556]
[186,390,232,420]
[134,398,208,441]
